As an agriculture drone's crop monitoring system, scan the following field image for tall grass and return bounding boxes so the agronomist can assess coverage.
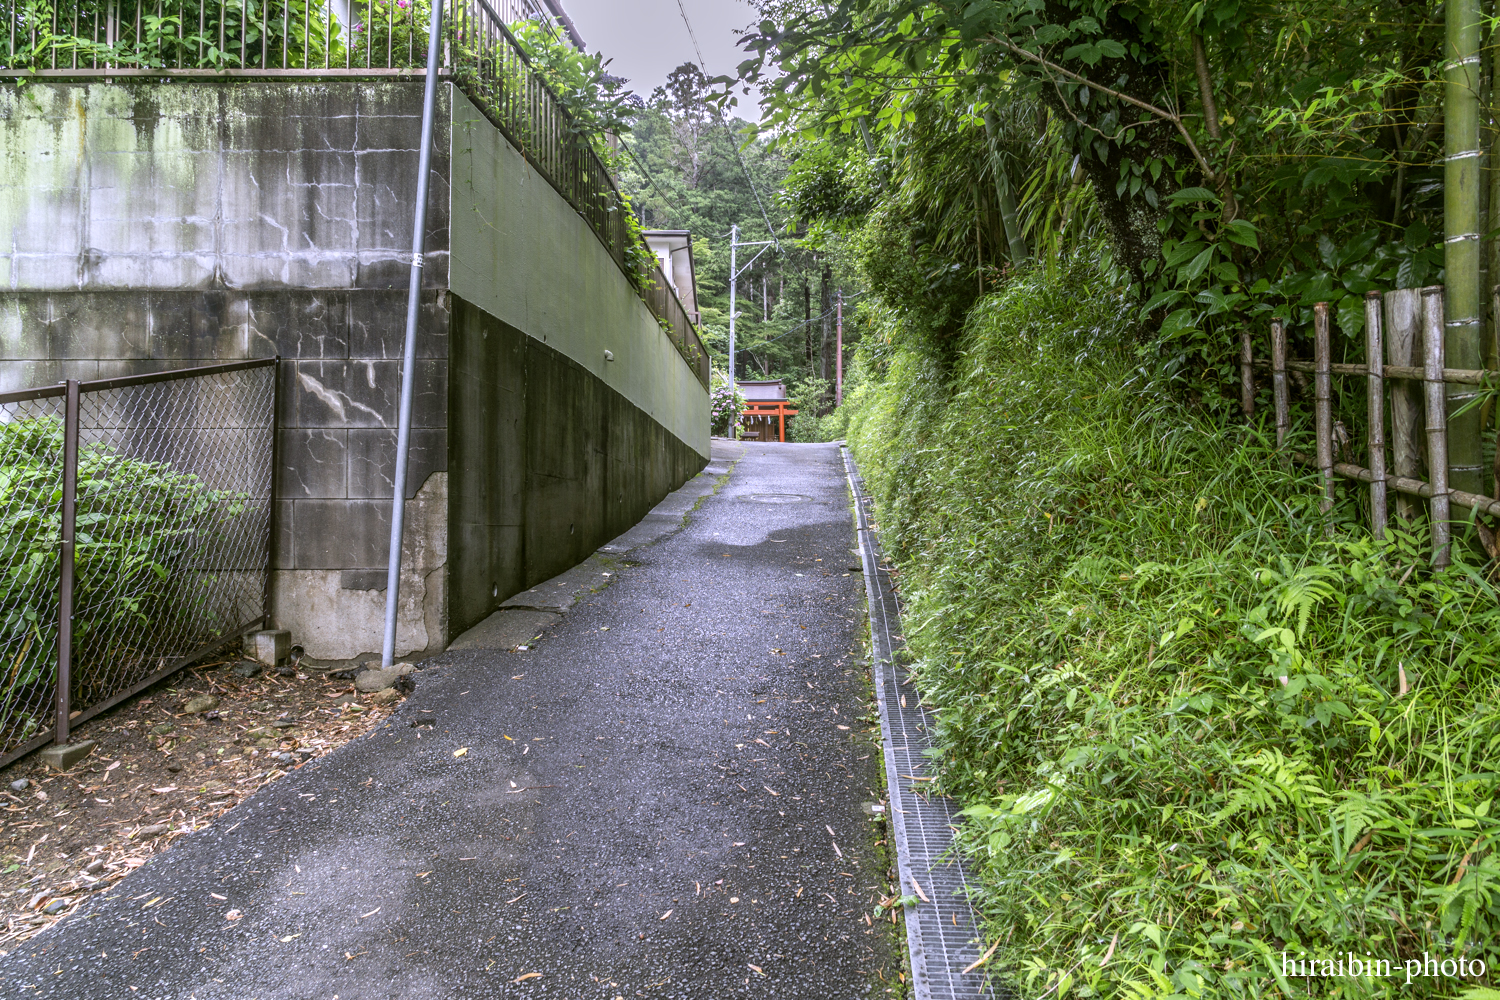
[845,256,1500,998]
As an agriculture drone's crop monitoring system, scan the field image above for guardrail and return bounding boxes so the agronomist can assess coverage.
[0,359,278,765]
[1,0,710,389]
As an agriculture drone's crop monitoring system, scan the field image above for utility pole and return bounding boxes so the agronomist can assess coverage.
[727,224,775,386]
[728,224,737,384]
[835,289,843,407]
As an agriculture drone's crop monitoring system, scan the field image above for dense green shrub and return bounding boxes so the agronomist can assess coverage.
[846,254,1500,998]
[0,417,245,742]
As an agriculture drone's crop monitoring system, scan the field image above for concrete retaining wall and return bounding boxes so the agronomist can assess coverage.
[0,79,708,660]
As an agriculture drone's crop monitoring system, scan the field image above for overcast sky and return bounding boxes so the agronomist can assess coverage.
[557,0,759,97]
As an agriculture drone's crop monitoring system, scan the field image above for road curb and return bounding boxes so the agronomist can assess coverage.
[843,445,1000,1000]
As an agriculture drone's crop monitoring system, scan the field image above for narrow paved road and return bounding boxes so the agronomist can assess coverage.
[1,441,896,999]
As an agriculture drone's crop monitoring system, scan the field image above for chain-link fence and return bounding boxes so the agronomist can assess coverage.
[0,359,278,765]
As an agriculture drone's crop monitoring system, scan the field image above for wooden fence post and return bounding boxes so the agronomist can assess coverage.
[1239,329,1255,418]
[1271,319,1289,452]
[1422,286,1453,567]
[1384,288,1425,522]
[1365,291,1388,539]
[1313,302,1336,524]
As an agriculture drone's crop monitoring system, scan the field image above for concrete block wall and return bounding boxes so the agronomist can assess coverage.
[1,79,709,661]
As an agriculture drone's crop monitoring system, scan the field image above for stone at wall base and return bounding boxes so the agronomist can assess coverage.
[40,740,97,771]
[355,664,416,693]
[251,630,292,666]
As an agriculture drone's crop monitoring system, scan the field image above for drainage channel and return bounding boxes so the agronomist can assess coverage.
[843,446,1000,1000]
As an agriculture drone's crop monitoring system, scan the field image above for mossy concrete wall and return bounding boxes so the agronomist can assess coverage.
[448,92,708,457]
[0,80,708,659]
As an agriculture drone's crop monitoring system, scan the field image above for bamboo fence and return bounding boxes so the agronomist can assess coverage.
[1244,285,1500,569]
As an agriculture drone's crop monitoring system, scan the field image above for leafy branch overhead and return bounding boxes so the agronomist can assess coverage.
[732,0,1448,382]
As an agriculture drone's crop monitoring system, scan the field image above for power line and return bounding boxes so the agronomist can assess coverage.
[617,135,694,224]
[739,292,866,347]
[672,0,782,249]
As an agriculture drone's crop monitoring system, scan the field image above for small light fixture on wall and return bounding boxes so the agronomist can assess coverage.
[604,350,615,362]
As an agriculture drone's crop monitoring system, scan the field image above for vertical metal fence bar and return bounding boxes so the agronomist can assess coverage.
[1365,291,1388,539]
[1314,302,1335,525]
[55,379,81,746]
[1423,286,1453,567]
[265,357,283,625]
[1239,328,1254,417]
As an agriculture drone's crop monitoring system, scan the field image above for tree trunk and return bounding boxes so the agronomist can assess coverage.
[804,280,813,366]
[819,263,834,412]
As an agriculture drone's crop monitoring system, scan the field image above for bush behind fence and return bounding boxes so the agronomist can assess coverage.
[0,359,276,764]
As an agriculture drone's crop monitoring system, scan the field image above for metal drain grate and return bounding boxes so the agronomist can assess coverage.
[843,447,1000,1000]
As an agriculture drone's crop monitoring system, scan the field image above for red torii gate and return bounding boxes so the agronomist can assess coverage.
[741,399,799,442]
[737,380,798,442]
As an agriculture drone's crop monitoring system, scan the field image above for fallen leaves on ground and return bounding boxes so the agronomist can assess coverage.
[0,656,402,951]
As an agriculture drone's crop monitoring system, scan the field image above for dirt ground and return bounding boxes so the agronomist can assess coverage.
[0,655,404,953]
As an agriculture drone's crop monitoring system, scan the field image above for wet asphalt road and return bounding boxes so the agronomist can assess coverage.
[1,441,896,999]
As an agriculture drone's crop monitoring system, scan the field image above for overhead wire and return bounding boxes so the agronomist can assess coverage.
[672,0,783,250]
[616,135,694,224]
[739,292,867,348]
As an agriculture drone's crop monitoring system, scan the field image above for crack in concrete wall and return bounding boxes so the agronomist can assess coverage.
[1,79,707,662]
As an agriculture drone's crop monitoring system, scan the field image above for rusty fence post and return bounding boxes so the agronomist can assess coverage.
[263,358,283,629]
[55,379,80,745]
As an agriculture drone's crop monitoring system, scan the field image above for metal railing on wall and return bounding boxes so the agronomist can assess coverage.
[0,358,278,765]
[642,262,710,389]
[0,0,711,391]
[1240,286,1500,569]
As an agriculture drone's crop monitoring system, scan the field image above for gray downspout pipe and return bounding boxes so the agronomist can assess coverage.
[381,0,446,668]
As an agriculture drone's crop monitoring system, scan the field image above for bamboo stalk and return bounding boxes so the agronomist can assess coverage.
[1423,286,1453,567]
[981,105,1028,262]
[1239,328,1255,417]
[1495,284,1500,499]
[1271,319,1289,452]
[1293,453,1500,519]
[1366,291,1388,538]
[1314,302,1336,523]
[1446,0,1486,501]
[1385,288,1425,522]
[1251,358,1494,383]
